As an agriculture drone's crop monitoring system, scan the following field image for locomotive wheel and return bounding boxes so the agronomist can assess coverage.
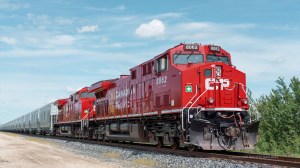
[187,144,196,151]
[170,138,179,150]
[198,146,203,151]
[156,138,163,148]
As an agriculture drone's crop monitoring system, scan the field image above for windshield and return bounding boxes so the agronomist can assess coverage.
[206,55,231,65]
[80,92,95,98]
[173,54,204,64]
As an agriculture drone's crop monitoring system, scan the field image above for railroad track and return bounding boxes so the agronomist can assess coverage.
[15,133,300,167]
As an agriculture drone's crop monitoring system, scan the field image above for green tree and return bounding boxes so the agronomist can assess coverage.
[247,89,260,120]
[255,77,300,156]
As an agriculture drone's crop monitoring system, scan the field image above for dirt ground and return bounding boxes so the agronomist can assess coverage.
[0,132,117,168]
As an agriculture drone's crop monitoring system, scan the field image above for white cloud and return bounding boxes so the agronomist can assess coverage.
[48,35,75,46]
[135,19,165,38]
[26,13,50,26]
[0,48,80,57]
[25,36,38,43]
[0,0,29,10]
[25,14,75,31]
[100,37,108,43]
[111,16,137,22]
[77,25,99,33]
[85,5,126,12]
[155,12,183,19]
[55,17,74,25]
[115,5,126,11]
[178,22,213,30]
[0,37,17,45]
[66,86,81,93]
[111,42,122,47]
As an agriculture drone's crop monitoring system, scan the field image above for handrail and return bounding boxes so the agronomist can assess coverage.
[239,83,247,94]
[181,85,198,131]
[187,89,208,123]
[81,109,95,130]
[181,81,248,130]
[221,82,246,94]
[82,113,88,120]
[223,83,236,91]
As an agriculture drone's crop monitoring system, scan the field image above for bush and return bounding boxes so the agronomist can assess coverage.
[255,77,300,156]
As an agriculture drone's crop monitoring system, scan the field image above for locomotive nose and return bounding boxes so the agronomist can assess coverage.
[201,63,248,110]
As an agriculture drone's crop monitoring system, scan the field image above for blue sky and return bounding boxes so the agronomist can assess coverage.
[0,0,300,124]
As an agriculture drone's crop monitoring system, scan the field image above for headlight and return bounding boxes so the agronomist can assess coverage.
[241,99,248,105]
[216,66,222,77]
[84,109,89,113]
[208,98,214,104]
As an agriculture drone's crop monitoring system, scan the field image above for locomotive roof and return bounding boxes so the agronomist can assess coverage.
[129,43,228,71]
[89,79,117,93]
[56,99,68,107]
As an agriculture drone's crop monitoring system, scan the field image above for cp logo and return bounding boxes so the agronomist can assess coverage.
[205,78,230,90]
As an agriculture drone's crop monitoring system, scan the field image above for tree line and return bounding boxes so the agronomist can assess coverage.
[249,77,300,156]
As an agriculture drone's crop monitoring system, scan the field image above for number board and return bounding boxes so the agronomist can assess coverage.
[184,44,199,50]
[209,45,221,52]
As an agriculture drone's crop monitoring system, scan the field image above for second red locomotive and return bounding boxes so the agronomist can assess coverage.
[55,43,259,150]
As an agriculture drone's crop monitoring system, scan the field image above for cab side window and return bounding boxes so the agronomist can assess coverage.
[142,62,154,76]
[131,70,136,79]
[155,55,168,73]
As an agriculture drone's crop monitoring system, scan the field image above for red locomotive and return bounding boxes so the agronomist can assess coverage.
[55,43,259,150]
[56,87,96,137]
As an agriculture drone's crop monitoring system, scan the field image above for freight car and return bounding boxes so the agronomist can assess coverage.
[0,43,259,151]
[0,103,58,135]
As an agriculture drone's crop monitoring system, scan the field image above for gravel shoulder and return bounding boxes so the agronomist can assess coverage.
[40,136,271,168]
[0,132,117,168]
[0,132,273,168]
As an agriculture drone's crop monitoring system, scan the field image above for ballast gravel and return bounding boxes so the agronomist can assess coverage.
[35,137,273,168]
